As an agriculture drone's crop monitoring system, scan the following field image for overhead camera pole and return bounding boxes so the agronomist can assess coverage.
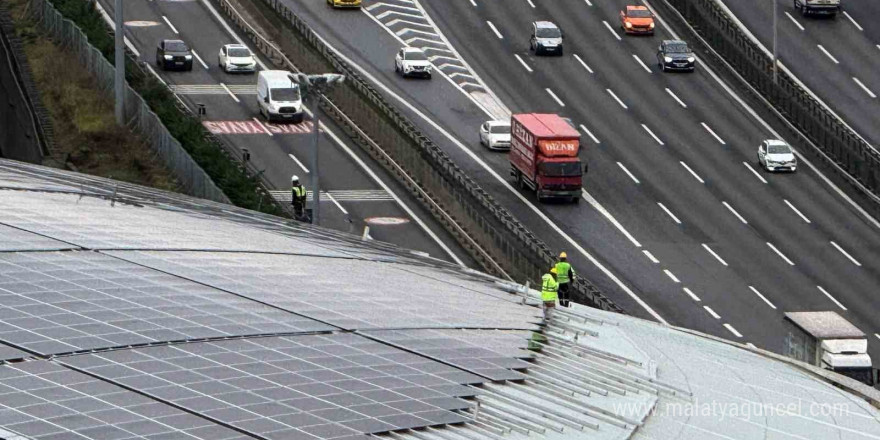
[114,0,124,124]
[772,0,778,84]
[289,73,346,225]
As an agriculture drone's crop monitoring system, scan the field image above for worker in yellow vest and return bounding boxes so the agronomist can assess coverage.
[291,175,307,219]
[541,267,559,310]
[555,252,576,307]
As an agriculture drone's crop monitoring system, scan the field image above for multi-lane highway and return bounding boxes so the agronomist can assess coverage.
[279,0,880,358]
[96,0,473,265]
[718,0,880,147]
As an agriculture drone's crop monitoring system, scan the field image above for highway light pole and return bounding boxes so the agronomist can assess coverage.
[772,0,778,84]
[289,73,345,225]
[114,0,124,125]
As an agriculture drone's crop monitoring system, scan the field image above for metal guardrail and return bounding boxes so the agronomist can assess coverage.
[28,0,231,204]
[657,0,880,213]
[218,0,624,313]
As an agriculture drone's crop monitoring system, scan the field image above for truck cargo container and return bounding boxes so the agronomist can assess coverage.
[509,113,585,203]
[783,311,876,386]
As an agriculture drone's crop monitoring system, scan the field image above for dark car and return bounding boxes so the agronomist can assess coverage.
[156,39,193,71]
[657,40,695,72]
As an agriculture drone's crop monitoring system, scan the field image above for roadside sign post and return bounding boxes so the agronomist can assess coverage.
[114,0,124,125]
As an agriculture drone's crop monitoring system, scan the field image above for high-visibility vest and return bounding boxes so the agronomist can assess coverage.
[292,186,306,199]
[555,261,572,284]
[541,274,558,302]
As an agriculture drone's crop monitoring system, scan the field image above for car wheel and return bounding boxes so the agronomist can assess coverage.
[426,73,432,79]
[572,196,580,204]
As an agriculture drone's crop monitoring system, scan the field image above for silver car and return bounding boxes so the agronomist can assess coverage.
[758,139,797,172]
[479,121,511,150]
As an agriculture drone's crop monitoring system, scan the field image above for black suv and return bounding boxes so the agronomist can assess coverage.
[156,39,193,71]
[657,40,695,72]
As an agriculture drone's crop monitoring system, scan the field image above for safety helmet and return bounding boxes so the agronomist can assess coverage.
[550,267,558,274]
[559,252,567,259]
[291,175,299,183]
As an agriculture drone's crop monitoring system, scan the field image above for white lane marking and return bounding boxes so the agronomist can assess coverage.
[579,124,600,144]
[817,285,847,310]
[287,153,309,173]
[325,193,348,215]
[664,269,680,283]
[657,202,681,224]
[853,77,877,98]
[546,88,565,107]
[643,250,659,264]
[526,0,535,8]
[632,54,652,73]
[703,306,720,319]
[581,190,642,248]
[830,241,862,267]
[749,286,777,309]
[724,323,743,338]
[700,122,726,144]
[584,0,592,5]
[514,54,532,73]
[486,20,504,39]
[680,161,705,184]
[702,243,728,266]
[665,88,687,108]
[722,201,748,224]
[251,117,272,137]
[746,342,756,349]
[602,20,622,41]
[469,0,476,6]
[875,333,880,342]
[606,89,628,109]
[317,26,664,323]
[743,162,768,184]
[784,12,804,31]
[645,0,880,230]
[573,54,594,74]
[641,123,664,145]
[191,50,209,70]
[766,242,795,266]
[162,15,179,34]
[817,45,839,64]
[783,199,811,223]
[617,162,640,184]
[220,83,240,103]
[683,287,701,302]
[842,11,863,31]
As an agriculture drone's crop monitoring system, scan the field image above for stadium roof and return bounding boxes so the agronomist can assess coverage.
[0,158,879,440]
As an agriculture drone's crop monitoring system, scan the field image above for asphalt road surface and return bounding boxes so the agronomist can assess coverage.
[96,0,474,266]
[283,0,880,360]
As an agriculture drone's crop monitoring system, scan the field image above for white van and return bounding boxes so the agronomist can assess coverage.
[257,70,304,123]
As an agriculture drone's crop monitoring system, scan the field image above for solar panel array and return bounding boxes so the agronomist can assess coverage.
[0,160,546,440]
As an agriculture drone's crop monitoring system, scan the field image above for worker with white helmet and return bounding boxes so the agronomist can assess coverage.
[291,175,307,219]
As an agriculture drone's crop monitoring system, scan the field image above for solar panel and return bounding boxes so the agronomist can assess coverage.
[0,361,251,440]
[62,334,477,438]
[104,251,542,331]
[0,252,333,356]
[0,225,77,252]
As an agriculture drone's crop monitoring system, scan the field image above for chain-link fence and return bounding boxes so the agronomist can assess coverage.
[29,0,230,204]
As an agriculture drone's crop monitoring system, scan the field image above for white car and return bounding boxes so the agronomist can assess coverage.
[219,44,257,73]
[479,121,511,150]
[394,47,432,78]
[758,139,797,172]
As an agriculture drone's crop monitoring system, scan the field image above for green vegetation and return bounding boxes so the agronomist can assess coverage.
[15,0,283,215]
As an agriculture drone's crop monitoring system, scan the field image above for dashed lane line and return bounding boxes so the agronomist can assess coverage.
[664,269,680,283]
[665,88,687,108]
[749,286,776,310]
[766,242,795,266]
[842,11,863,31]
[657,202,681,224]
[680,161,705,184]
[722,201,748,224]
[287,153,308,173]
[251,117,272,136]
[783,199,811,223]
[573,54,594,74]
[817,285,847,311]
[784,12,804,31]
[162,15,179,34]
[817,45,839,64]
[325,193,349,215]
[220,83,239,103]
[853,77,877,98]
[632,54,652,73]
[683,287,701,302]
[579,124,600,144]
[830,241,862,267]
[701,122,726,144]
[514,54,532,73]
[702,243,728,266]
[703,306,720,319]
[191,50,209,70]
[642,123,664,145]
[607,89,628,109]
[643,250,659,264]
[743,162,768,184]
[602,20,621,41]
[617,162,640,184]
[546,88,565,107]
[486,20,504,39]
[724,324,743,338]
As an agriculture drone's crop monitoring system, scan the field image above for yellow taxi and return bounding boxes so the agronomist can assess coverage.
[327,0,361,8]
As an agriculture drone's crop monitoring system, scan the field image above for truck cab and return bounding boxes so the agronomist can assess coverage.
[509,113,585,203]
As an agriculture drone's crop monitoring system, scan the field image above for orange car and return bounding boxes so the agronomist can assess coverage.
[620,5,655,35]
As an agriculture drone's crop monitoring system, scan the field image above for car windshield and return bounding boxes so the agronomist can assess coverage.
[536,28,561,38]
[270,87,300,102]
[539,162,583,177]
[404,51,427,61]
[666,43,689,53]
[628,9,652,18]
[228,48,251,57]
[490,124,510,134]
[165,41,189,52]
[768,144,791,154]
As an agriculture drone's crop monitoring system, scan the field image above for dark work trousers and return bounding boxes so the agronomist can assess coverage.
[558,282,571,307]
[292,200,305,219]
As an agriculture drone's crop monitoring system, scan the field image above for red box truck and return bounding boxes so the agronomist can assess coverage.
[509,113,585,203]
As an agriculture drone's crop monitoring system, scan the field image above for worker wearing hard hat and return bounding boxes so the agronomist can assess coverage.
[541,267,559,310]
[291,175,307,219]
[555,252,576,307]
